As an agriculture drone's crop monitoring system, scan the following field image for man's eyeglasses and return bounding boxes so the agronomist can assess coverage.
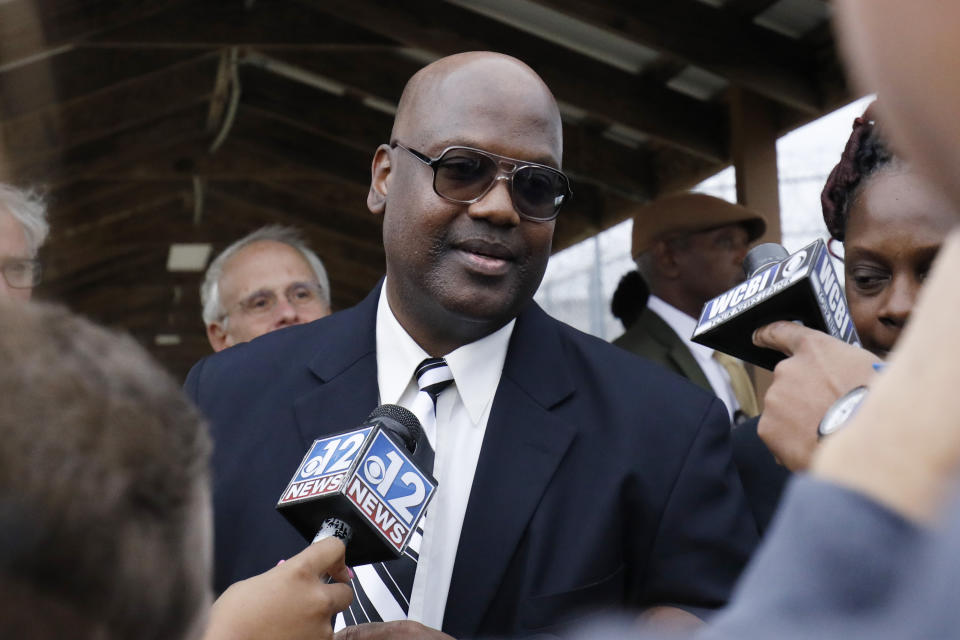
[229,282,326,318]
[1,258,41,289]
[392,143,572,222]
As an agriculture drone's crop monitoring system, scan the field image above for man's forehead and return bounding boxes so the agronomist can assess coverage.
[223,242,312,283]
[0,206,29,254]
[393,53,562,162]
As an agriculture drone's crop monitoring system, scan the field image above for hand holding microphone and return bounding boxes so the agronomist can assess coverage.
[204,536,353,640]
[752,321,881,470]
[204,405,436,640]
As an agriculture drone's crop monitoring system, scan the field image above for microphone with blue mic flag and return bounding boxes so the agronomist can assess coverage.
[276,404,437,567]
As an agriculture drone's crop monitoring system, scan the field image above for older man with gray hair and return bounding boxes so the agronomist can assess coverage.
[0,183,48,301]
[201,225,331,352]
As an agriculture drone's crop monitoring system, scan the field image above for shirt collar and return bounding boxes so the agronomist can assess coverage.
[375,282,515,426]
[646,295,715,361]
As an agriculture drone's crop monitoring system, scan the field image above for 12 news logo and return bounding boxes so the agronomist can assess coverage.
[280,427,436,552]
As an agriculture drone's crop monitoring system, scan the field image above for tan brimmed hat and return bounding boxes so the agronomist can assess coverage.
[631,192,767,258]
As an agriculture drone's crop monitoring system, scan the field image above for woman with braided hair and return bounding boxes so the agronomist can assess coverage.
[819,102,956,358]
[732,103,958,534]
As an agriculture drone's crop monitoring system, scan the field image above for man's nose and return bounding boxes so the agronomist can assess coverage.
[467,178,520,227]
[274,297,300,324]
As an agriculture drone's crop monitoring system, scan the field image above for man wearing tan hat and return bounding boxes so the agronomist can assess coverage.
[613,192,766,424]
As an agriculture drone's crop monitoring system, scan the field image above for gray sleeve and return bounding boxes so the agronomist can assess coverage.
[569,475,960,640]
[699,474,926,640]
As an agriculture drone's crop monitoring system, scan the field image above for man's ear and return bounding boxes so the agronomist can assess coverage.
[206,323,230,352]
[367,144,393,216]
[653,238,682,279]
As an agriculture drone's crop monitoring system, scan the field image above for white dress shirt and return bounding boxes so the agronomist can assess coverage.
[646,295,740,421]
[375,283,514,629]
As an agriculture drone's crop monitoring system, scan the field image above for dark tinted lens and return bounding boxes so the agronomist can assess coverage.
[434,149,498,201]
[512,167,568,220]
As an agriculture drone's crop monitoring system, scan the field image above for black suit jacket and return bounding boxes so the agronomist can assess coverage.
[731,417,791,535]
[185,283,757,637]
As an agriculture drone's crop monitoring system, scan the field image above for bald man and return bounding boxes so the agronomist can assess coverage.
[186,52,756,639]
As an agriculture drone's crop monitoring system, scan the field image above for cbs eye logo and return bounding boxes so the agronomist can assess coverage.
[298,428,373,480]
[781,250,808,279]
[360,434,431,525]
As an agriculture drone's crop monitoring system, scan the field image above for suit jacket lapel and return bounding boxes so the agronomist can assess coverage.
[292,282,382,447]
[444,304,577,637]
[639,310,713,394]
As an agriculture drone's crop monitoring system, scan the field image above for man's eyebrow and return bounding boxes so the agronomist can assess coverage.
[286,281,319,291]
[240,288,274,302]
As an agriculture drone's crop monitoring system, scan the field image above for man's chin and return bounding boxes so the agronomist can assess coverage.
[440,289,524,328]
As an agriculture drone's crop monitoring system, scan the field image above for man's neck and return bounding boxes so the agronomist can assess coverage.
[650,289,702,320]
[386,290,511,358]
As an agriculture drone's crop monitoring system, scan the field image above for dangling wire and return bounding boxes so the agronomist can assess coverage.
[209,47,241,154]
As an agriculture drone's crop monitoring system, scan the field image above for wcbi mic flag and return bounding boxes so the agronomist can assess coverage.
[692,238,861,369]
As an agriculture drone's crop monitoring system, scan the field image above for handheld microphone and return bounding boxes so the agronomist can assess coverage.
[692,239,861,369]
[276,405,437,566]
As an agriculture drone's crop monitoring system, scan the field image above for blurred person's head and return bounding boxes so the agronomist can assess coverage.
[201,226,331,352]
[632,193,766,318]
[0,301,213,640]
[0,184,48,301]
[835,0,960,206]
[822,105,959,358]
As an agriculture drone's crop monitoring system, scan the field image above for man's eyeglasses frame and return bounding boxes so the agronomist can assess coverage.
[0,258,41,289]
[391,143,571,222]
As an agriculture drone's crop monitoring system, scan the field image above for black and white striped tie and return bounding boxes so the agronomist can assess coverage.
[338,358,453,627]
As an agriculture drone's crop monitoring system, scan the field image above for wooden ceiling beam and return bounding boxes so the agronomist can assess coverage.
[202,186,386,268]
[228,106,374,185]
[532,0,822,113]
[55,136,333,183]
[46,190,189,251]
[239,63,392,153]
[0,48,203,121]
[207,179,381,245]
[46,180,191,224]
[261,49,417,107]
[6,104,209,186]
[39,243,167,295]
[85,0,391,50]
[561,125,657,201]
[0,0,190,67]
[308,0,729,161]
[43,186,385,282]
[65,284,200,315]
[1,54,220,165]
